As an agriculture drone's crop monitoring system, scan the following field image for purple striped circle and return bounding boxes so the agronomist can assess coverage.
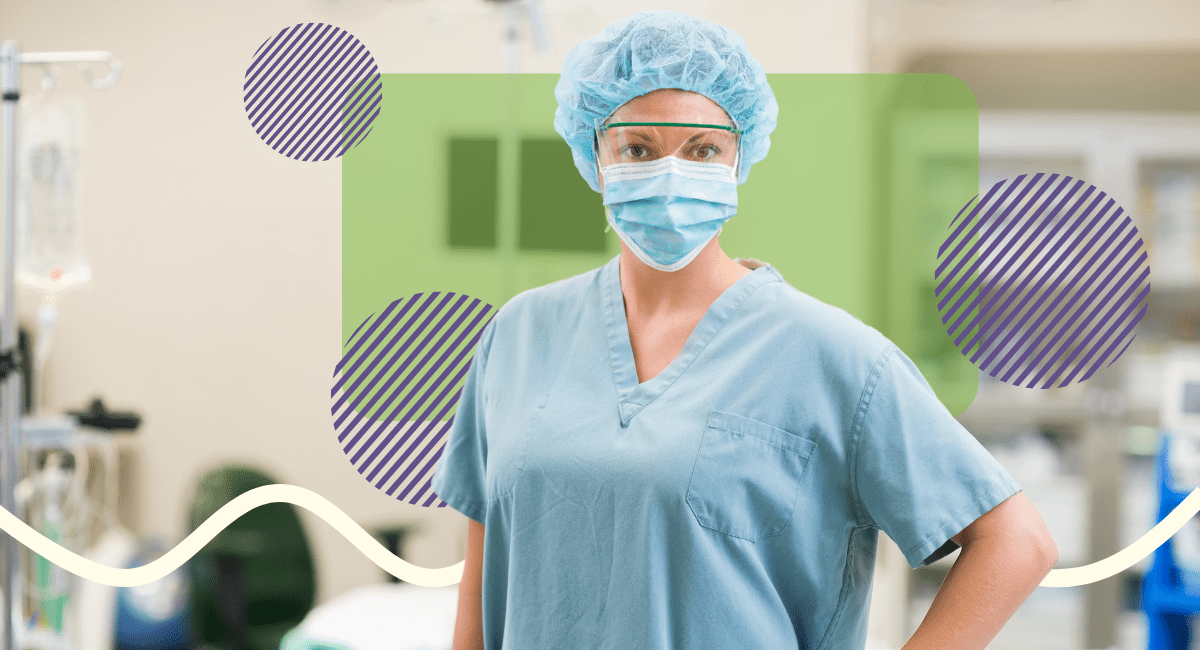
[935,174,1151,388]
[244,23,381,161]
[332,293,495,505]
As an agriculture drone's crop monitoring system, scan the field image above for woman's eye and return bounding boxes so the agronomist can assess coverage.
[692,145,719,160]
[625,144,649,160]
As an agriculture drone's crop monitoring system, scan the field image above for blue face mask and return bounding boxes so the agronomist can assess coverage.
[601,157,739,272]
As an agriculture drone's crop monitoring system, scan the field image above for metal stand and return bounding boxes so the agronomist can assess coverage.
[0,42,118,650]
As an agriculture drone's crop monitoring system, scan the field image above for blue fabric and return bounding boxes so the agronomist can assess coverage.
[554,11,778,193]
[431,255,1021,650]
[602,165,737,270]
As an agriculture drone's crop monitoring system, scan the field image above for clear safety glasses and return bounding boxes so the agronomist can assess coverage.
[595,117,742,183]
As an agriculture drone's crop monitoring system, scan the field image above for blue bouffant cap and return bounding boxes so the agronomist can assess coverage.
[554,10,779,192]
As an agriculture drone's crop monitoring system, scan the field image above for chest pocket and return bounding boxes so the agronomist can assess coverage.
[484,396,549,501]
[686,410,817,542]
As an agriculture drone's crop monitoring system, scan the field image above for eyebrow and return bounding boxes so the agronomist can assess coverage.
[619,131,726,145]
[624,131,655,143]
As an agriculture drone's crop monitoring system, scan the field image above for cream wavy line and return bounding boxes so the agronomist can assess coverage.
[3,483,1199,589]
[0,484,464,588]
[1040,487,1200,587]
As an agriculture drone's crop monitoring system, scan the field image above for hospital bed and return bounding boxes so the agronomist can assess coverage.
[280,582,457,650]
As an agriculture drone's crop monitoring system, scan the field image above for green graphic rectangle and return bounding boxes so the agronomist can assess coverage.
[343,74,981,414]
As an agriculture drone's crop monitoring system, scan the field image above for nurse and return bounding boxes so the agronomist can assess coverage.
[431,10,1058,650]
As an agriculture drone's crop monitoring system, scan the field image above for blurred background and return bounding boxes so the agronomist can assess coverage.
[0,0,1197,649]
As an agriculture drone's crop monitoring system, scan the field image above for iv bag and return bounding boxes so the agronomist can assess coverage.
[18,92,91,292]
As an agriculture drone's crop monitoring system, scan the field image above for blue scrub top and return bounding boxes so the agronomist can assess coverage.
[431,255,1020,650]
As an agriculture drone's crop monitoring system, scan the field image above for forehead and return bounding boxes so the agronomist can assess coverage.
[609,89,732,124]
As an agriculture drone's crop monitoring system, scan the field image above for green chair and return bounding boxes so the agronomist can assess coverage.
[186,466,317,650]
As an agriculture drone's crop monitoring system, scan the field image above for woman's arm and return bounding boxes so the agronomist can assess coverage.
[451,518,486,650]
[902,492,1058,650]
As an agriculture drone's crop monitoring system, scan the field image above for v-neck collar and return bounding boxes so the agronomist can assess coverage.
[599,254,782,427]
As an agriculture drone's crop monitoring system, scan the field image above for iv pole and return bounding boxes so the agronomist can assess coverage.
[0,42,119,650]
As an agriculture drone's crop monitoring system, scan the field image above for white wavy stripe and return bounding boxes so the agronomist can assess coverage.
[11,363,1174,590]
[1,485,1197,589]
[0,484,464,587]
[1039,487,1200,587]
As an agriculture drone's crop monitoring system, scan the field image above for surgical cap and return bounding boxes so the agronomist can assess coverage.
[554,11,778,193]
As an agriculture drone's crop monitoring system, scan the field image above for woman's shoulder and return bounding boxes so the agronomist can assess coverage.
[484,264,607,345]
[747,271,894,362]
[503,265,604,314]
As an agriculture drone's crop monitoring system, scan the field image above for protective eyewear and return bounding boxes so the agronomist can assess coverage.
[594,117,742,182]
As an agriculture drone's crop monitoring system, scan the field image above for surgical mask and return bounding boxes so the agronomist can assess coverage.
[601,157,738,271]
[595,119,742,272]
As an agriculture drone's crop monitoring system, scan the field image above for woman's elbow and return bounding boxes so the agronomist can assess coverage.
[1008,492,1059,573]
[1032,525,1059,573]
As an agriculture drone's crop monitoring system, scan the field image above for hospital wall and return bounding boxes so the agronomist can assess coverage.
[0,0,871,604]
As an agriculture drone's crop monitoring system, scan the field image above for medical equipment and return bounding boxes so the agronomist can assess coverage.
[31,452,70,634]
[112,539,193,650]
[553,11,777,192]
[1143,435,1200,650]
[18,90,90,295]
[1159,352,1200,593]
[18,86,92,416]
[1142,350,1200,650]
[1161,351,1200,438]
[0,42,120,650]
[12,416,130,650]
[65,399,140,432]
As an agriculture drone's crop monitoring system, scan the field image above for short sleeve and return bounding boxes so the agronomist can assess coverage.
[430,316,498,524]
[851,345,1021,568]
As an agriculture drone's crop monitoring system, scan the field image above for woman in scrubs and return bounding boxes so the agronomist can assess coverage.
[431,11,1058,650]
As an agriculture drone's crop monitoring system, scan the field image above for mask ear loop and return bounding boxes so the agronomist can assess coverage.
[592,131,603,183]
[731,118,743,184]
[592,129,614,233]
[735,142,742,183]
